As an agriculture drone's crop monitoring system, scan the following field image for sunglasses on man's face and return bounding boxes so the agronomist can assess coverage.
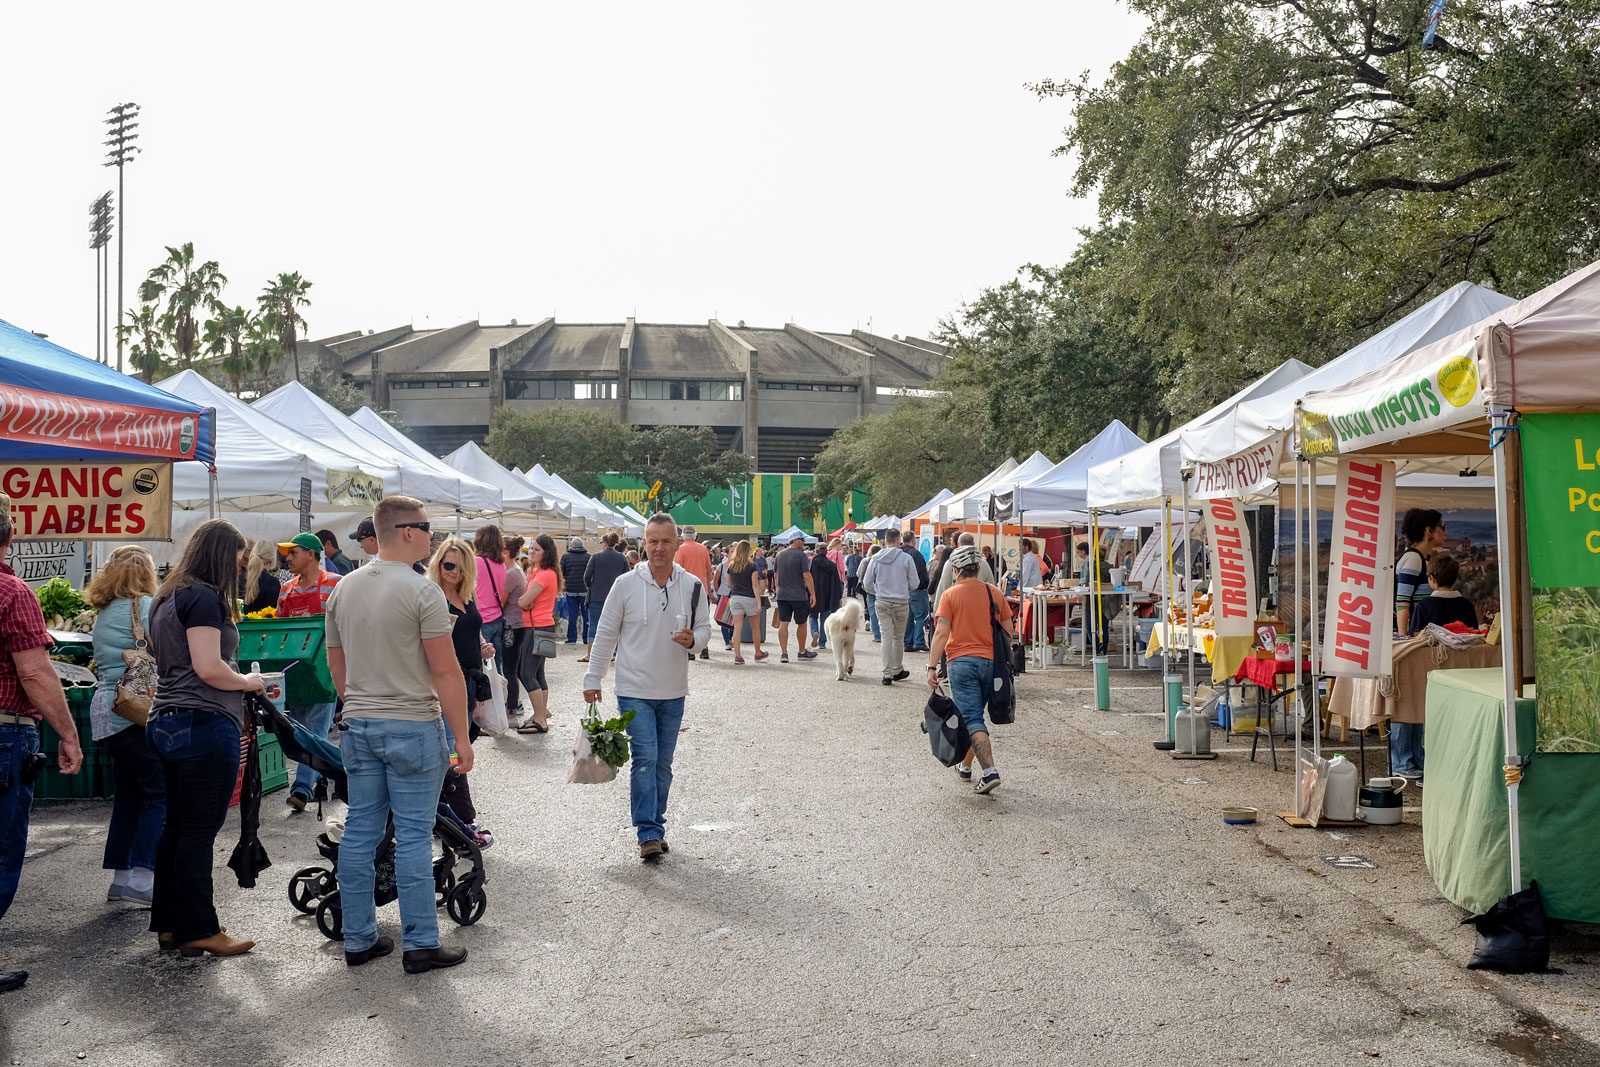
[394,521,431,533]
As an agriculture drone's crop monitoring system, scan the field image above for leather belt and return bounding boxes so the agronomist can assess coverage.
[0,712,40,726]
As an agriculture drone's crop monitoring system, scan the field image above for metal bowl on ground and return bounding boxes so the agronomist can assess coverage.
[1222,806,1258,825]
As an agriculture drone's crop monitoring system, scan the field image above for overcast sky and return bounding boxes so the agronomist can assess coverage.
[2,2,1144,361]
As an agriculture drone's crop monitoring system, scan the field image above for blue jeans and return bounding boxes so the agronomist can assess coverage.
[287,701,338,798]
[1391,721,1425,777]
[620,697,685,843]
[866,594,880,640]
[905,589,930,650]
[0,722,40,921]
[104,725,165,871]
[810,610,829,648]
[947,655,995,740]
[586,597,606,638]
[148,710,241,942]
[566,593,589,643]
[338,717,451,952]
[479,617,505,674]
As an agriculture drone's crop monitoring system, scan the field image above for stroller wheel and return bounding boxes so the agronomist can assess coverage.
[315,891,344,941]
[289,865,333,915]
[434,865,456,906]
[445,884,487,927]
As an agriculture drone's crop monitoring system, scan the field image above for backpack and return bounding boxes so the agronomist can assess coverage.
[987,587,1016,725]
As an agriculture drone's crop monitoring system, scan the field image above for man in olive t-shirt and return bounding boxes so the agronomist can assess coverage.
[324,496,473,974]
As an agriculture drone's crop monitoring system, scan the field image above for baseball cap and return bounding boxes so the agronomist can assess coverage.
[349,518,377,541]
[277,532,324,555]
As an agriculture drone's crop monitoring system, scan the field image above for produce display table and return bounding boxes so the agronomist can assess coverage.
[1422,669,1600,923]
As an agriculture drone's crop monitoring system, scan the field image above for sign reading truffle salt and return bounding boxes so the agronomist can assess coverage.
[1521,413,1600,753]
[1202,497,1257,639]
[1321,458,1396,678]
[1,462,173,540]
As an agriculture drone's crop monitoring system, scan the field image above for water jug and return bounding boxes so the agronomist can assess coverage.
[1323,755,1359,821]
[1176,705,1212,755]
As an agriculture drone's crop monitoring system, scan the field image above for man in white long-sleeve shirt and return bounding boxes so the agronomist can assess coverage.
[583,513,711,862]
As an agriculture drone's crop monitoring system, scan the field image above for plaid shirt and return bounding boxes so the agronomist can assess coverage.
[0,561,51,720]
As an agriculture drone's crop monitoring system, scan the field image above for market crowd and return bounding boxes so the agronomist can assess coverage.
[0,493,1025,988]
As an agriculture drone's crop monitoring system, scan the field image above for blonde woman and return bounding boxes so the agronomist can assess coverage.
[725,540,769,664]
[426,537,493,833]
[240,539,281,614]
[86,546,163,907]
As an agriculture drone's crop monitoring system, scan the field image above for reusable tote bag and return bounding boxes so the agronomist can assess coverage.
[987,587,1016,725]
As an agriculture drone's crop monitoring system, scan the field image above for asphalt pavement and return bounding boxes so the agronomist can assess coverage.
[3,636,1597,1066]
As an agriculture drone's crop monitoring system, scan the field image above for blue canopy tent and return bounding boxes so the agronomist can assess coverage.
[772,525,819,544]
[0,319,215,465]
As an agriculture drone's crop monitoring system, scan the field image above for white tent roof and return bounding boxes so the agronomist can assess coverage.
[160,370,395,510]
[347,407,508,515]
[1087,359,1315,510]
[253,384,502,515]
[618,504,651,527]
[900,488,954,528]
[441,441,572,520]
[862,514,901,530]
[772,525,819,544]
[934,457,1021,523]
[1180,282,1514,497]
[526,464,607,524]
[965,451,1057,520]
[1014,420,1146,520]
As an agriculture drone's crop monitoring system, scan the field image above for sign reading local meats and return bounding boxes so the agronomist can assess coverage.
[1321,458,1396,678]
[1202,497,1257,639]
[2,462,173,540]
[1521,413,1600,753]
[1297,340,1480,455]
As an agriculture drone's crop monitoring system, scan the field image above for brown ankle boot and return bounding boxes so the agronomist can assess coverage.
[179,931,255,957]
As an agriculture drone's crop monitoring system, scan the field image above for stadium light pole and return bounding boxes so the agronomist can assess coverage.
[89,193,113,363]
[104,102,141,373]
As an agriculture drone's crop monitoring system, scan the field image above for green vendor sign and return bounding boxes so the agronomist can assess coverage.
[1521,413,1600,753]
[595,473,869,538]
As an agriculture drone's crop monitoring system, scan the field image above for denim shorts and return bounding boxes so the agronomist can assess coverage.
[946,654,995,739]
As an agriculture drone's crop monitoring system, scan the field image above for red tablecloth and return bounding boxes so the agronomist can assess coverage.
[1014,598,1065,644]
[1233,656,1311,692]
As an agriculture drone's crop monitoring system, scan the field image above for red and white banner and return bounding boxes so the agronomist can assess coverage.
[1203,497,1257,638]
[1322,458,1396,678]
[2,463,173,540]
[1190,436,1285,499]
[0,382,201,461]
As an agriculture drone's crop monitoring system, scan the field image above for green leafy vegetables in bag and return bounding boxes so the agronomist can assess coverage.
[582,706,636,769]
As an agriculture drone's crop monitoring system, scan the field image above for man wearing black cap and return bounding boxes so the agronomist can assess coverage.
[350,518,378,563]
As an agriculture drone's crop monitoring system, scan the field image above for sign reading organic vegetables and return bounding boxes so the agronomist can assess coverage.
[1322,458,1396,678]
[1521,413,1600,753]
[1202,497,1257,639]
[1,463,172,540]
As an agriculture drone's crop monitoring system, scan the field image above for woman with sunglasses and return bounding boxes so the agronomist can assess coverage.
[425,538,494,836]
[514,534,562,734]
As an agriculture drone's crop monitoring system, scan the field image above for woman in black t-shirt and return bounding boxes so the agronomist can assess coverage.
[147,519,265,959]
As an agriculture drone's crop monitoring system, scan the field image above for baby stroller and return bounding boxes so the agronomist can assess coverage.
[248,693,489,940]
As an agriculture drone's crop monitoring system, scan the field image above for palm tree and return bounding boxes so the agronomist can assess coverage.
[138,242,228,368]
[258,272,313,379]
[202,306,255,394]
[119,304,171,384]
[246,314,283,386]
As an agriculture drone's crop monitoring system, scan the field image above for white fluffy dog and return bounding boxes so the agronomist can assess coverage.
[825,598,864,681]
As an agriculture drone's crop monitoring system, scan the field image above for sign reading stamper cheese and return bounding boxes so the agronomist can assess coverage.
[1322,458,1396,678]
[1202,497,1257,640]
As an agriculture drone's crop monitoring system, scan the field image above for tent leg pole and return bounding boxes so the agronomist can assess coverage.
[1182,478,1194,695]
[1294,455,1304,808]
[208,464,219,520]
[1307,456,1321,759]
[1491,409,1524,895]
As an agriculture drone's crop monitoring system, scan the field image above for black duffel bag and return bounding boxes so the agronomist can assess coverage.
[920,686,971,767]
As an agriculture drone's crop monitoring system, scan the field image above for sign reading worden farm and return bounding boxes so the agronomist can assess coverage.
[1322,458,1396,678]
[0,382,200,460]
[2,463,173,540]
[1202,497,1257,639]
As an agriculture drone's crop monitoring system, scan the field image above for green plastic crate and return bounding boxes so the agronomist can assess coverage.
[258,730,289,795]
[237,618,337,704]
[36,684,113,801]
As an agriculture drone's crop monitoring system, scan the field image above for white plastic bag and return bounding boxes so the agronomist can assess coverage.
[567,728,617,784]
[473,670,510,736]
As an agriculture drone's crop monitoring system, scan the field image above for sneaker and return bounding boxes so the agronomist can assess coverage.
[285,791,309,813]
[975,770,1001,795]
[734,655,746,664]
[699,649,709,660]
[956,764,973,782]
[754,651,769,661]
[780,653,789,663]
[882,677,894,686]
[468,826,495,850]
[107,883,153,907]
[892,670,910,681]
[798,650,818,660]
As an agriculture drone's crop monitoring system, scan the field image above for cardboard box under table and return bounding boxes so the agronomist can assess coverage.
[1422,668,1600,924]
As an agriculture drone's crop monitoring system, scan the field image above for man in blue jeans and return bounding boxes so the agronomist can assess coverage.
[925,546,1013,795]
[583,513,710,862]
[325,495,473,974]
[0,494,84,993]
[276,532,340,812]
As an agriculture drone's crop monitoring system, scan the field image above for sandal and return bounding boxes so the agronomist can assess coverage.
[576,656,590,663]
[517,720,549,734]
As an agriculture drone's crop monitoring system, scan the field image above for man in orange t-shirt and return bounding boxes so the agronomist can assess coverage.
[673,526,714,661]
[927,546,1014,795]
[275,531,341,809]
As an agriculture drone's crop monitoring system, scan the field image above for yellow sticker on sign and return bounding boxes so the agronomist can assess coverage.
[1437,355,1478,407]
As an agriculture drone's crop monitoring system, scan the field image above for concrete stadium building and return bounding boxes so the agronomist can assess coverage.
[303,318,949,469]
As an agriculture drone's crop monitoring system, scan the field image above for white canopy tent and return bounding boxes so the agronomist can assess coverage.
[525,464,608,526]
[441,442,589,530]
[618,504,652,528]
[899,488,954,532]
[254,383,505,516]
[1014,420,1147,524]
[347,407,510,516]
[933,457,1021,524]
[160,370,395,511]
[1180,282,1514,501]
[772,525,819,544]
[1087,360,1316,511]
[967,451,1056,521]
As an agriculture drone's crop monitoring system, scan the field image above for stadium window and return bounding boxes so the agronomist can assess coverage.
[669,381,684,400]
[685,381,701,400]
[538,380,556,399]
[707,381,727,401]
[796,383,813,391]
[630,380,646,399]
[730,382,743,400]
[556,380,575,399]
